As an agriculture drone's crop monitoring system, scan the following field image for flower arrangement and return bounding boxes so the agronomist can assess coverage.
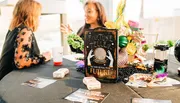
[105,0,149,66]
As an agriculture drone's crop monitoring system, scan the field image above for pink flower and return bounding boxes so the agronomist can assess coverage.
[128,20,139,28]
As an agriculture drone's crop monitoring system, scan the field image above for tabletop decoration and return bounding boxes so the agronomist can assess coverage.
[104,0,149,67]
[67,33,84,52]
[104,0,154,82]
[76,60,85,73]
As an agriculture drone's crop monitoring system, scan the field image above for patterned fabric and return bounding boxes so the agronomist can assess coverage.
[14,27,45,69]
[0,24,47,80]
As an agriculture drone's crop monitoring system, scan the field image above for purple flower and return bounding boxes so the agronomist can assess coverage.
[76,60,85,68]
[156,73,168,78]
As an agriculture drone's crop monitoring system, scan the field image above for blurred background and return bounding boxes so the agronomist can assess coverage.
[0,0,180,55]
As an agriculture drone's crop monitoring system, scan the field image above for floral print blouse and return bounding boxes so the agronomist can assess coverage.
[14,27,45,69]
[0,24,47,80]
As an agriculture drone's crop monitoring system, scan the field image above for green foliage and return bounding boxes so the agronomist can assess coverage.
[142,44,149,52]
[72,41,81,49]
[67,33,84,51]
[167,40,174,47]
[80,42,84,51]
[157,40,175,48]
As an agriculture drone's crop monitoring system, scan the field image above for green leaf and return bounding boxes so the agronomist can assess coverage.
[142,44,149,52]
[167,40,174,47]
[72,41,81,49]
[80,42,84,51]
[67,38,74,45]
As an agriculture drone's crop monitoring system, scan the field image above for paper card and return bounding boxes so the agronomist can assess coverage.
[21,77,56,88]
[131,98,172,103]
[65,88,109,103]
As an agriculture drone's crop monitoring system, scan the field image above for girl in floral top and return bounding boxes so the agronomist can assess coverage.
[0,0,51,80]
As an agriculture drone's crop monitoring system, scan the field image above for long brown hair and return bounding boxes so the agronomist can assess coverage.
[9,0,42,32]
[78,1,107,36]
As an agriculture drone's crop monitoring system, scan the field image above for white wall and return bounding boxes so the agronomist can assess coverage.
[99,0,113,21]
[37,0,67,14]
[113,0,141,22]
[139,16,180,41]
[0,0,18,5]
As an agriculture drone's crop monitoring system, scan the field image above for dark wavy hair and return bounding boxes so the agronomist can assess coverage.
[78,1,107,36]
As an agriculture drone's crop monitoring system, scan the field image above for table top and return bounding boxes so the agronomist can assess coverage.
[0,59,141,103]
[0,54,180,103]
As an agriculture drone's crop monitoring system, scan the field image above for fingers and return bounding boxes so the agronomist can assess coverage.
[61,24,68,30]
[89,49,93,54]
[61,24,72,31]
[60,24,73,34]
[60,27,67,33]
[60,28,68,33]
[67,24,71,30]
[61,24,67,28]
[88,50,94,59]
[107,50,113,59]
[43,51,51,60]
[61,24,68,31]
[44,54,51,62]
[107,50,111,55]
[106,56,110,59]
[90,55,94,58]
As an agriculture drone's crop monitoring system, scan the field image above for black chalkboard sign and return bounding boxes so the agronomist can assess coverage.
[84,28,118,83]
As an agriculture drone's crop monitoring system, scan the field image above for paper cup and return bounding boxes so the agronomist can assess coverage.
[52,47,63,66]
